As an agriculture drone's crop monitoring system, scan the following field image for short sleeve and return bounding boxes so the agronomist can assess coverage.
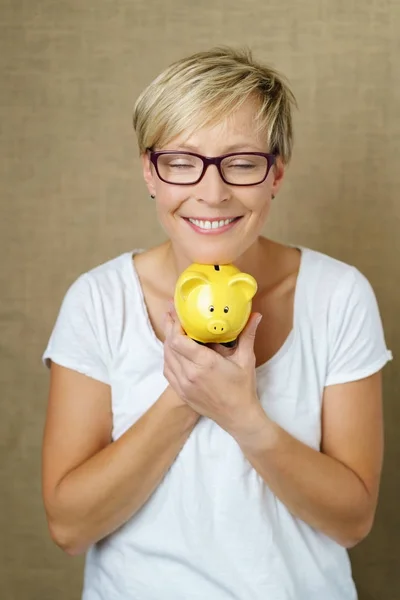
[42,273,110,385]
[325,267,393,386]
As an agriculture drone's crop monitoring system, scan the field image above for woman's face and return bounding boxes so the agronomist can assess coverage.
[142,99,285,266]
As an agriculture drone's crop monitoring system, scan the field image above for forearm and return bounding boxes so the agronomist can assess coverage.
[49,386,199,555]
[232,408,374,548]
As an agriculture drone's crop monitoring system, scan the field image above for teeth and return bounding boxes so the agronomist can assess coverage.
[188,218,236,230]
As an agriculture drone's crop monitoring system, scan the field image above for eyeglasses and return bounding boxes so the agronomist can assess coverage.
[148,150,276,186]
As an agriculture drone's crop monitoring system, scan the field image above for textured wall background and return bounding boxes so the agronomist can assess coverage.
[1,1,399,599]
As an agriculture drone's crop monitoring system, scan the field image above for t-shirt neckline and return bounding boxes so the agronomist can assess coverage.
[126,246,307,373]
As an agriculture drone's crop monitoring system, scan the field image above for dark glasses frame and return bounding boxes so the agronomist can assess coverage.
[147,149,276,186]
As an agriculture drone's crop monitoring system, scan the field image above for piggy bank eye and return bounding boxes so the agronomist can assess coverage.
[224,306,229,313]
[209,306,214,312]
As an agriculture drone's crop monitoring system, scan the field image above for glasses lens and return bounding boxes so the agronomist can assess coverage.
[156,153,203,184]
[221,154,269,184]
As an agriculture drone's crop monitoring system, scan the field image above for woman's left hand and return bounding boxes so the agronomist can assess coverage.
[162,302,266,437]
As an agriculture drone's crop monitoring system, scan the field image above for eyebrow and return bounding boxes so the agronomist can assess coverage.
[175,142,265,153]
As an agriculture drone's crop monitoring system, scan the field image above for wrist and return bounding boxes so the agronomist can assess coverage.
[162,385,200,426]
[229,400,272,447]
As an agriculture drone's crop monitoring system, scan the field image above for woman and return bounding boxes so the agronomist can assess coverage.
[42,47,392,599]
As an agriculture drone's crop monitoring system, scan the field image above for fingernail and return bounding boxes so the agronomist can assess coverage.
[256,315,263,327]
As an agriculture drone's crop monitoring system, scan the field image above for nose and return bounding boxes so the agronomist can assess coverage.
[207,319,230,335]
[196,164,231,205]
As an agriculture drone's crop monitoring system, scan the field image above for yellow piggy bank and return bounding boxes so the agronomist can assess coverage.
[174,263,258,346]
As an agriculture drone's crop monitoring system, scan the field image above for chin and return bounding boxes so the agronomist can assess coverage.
[183,245,242,266]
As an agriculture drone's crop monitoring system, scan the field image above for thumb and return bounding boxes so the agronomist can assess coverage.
[237,313,262,357]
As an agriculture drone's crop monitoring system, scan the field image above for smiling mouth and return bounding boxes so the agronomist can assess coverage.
[184,216,242,231]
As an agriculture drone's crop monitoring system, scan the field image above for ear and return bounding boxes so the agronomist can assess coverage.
[271,156,285,198]
[177,271,210,301]
[141,152,156,197]
[228,273,258,301]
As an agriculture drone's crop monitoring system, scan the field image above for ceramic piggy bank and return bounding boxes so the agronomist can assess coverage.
[174,263,258,346]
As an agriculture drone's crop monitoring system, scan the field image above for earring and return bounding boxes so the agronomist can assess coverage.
[150,194,155,199]
[272,194,275,200]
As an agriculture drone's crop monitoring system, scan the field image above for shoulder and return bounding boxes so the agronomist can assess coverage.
[53,249,146,334]
[85,249,144,291]
[298,246,389,347]
[64,249,145,301]
[296,246,388,342]
[296,247,391,384]
[298,246,375,307]
[300,246,357,283]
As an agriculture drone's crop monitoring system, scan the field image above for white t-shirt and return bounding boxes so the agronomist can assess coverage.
[42,247,392,600]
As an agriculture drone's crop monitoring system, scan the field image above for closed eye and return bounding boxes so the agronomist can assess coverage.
[170,163,195,169]
[228,163,256,169]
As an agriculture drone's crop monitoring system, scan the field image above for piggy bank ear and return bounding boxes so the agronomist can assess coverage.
[228,273,258,301]
[177,271,210,301]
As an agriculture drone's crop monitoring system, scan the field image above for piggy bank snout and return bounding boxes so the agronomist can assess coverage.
[206,319,230,335]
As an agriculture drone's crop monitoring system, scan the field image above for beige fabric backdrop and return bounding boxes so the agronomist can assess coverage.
[1,1,399,598]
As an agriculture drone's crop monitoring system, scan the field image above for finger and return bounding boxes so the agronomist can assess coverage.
[163,309,203,367]
[168,298,177,317]
[208,342,237,359]
[170,333,216,366]
[163,360,184,398]
[163,310,174,339]
[164,328,187,382]
[237,313,262,363]
[167,300,218,364]
[166,300,189,338]
[167,312,213,363]
[168,299,183,328]
[164,307,186,341]
[171,311,186,337]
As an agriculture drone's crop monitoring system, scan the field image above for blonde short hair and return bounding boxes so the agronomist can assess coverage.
[133,46,297,164]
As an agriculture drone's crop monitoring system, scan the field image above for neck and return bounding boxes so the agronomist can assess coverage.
[163,236,277,290]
